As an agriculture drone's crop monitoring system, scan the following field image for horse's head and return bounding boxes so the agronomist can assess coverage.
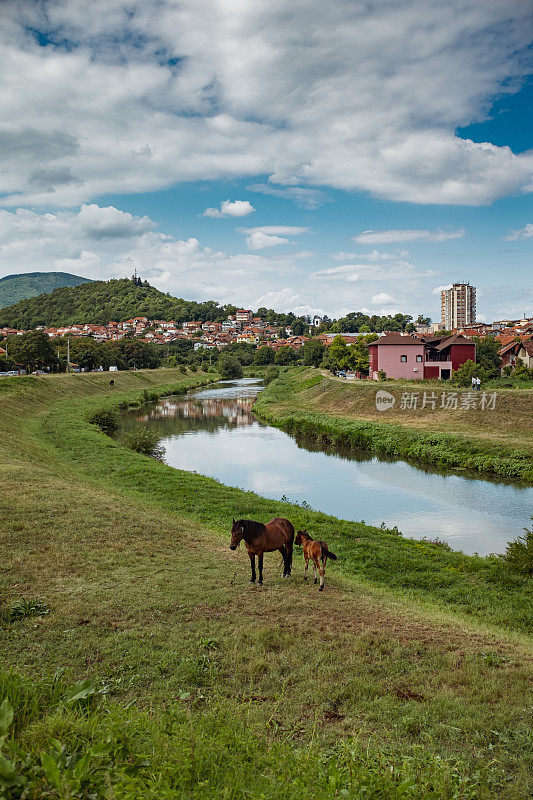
[230,518,244,550]
[295,530,306,546]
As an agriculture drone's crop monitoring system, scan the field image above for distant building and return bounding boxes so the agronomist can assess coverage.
[312,315,322,327]
[441,283,476,329]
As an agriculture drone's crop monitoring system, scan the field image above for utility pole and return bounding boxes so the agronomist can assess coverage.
[67,337,70,372]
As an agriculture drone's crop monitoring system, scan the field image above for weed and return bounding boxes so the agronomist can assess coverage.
[6,598,51,623]
[87,408,119,434]
[120,427,165,458]
[500,524,533,575]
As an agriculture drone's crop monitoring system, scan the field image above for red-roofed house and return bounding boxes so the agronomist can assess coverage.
[367,333,476,380]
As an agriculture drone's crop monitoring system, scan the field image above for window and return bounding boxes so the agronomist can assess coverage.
[416,355,422,362]
[400,355,407,362]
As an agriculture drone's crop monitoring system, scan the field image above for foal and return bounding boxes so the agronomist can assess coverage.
[230,517,294,584]
[295,530,337,591]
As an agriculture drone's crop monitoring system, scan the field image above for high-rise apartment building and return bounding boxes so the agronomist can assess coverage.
[441,283,476,329]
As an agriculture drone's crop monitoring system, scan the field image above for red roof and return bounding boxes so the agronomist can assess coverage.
[367,333,421,346]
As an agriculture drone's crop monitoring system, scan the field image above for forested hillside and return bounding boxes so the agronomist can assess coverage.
[0,271,92,309]
[0,278,234,328]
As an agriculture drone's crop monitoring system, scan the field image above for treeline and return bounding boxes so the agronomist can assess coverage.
[0,331,378,375]
[0,275,425,334]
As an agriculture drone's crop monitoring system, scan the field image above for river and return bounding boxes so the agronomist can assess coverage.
[124,378,533,555]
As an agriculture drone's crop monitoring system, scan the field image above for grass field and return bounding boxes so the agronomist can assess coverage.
[1,369,532,798]
[253,368,533,482]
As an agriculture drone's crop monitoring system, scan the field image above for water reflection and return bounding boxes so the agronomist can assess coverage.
[125,379,533,555]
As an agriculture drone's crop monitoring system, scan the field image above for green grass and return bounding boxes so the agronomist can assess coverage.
[253,368,533,482]
[1,369,532,799]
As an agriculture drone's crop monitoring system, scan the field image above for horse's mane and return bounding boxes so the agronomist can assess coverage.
[238,519,266,541]
[298,530,312,541]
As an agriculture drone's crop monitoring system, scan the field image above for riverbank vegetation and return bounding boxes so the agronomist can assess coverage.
[253,368,533,482]
[1,369,532,798]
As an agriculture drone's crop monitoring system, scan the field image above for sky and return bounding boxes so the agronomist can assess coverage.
[0,0,532,322]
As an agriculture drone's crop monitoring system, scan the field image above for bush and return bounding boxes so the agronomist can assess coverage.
[88,408,119,434]
[179,364,187,373]
[501,525,533,575]
[217,354,243,379]
[120,428,164,459]
[263,366,280,385]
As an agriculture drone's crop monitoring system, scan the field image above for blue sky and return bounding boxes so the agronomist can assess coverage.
[0,0,531,321]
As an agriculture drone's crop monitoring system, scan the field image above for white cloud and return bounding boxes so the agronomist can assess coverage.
[371,292,394,304]
[1,1,532,206]
[246,231,289,250]
[354,229,465,245]
[503,223,533,240]
[248,183,328,209]
[202,199,255,218]
[432,284,452,295]
[238,225,310,249]
[238,226,310,236]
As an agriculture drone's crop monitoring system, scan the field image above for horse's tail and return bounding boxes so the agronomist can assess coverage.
[321,544,337,561]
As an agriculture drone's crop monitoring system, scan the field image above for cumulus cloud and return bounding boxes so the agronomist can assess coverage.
[1,1,532,206]
[503,223,533,240]
[202,199,255,218]
[246,231,289,250]
[371,292,394,304]
[353,229,466,245]
[237,225,310,249]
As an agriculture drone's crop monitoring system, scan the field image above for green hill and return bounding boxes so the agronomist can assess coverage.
[0,271,93,310]
[0,277,235,328]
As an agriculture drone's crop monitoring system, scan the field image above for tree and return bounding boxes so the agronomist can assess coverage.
[291,318,307,336]
[416,315,431,326]
[451,359,489,387]
[254,346,275,365]
[217,353,243,379]
[474,337,501,378]
[274,345,297,365]
[8,330,56,372]
[300,339,325,367]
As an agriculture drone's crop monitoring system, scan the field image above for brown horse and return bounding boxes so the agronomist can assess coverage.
[295,530,337,591]
[230,517,294,584]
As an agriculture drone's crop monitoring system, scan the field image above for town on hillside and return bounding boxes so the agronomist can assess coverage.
[1,281,532,380]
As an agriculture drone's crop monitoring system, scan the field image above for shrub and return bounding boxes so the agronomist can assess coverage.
[501,524,533,575]
[263,366,280,385]
[217,354,243,379]
[179,364,187,373]
[189,364,197,373]
[120,428,164,459]
[88,408,119,434]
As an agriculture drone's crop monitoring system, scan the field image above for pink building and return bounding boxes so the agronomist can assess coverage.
[368,333,425,380]
[367,332,475,380]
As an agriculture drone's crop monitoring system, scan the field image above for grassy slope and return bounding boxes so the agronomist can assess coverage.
[1,370,532,799]
[253,368,533,482]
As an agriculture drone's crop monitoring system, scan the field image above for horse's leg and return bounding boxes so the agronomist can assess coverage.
[319,556,326,591]
[313,555,319,584]
[304,553,309,581]
[279,547,288,577]
[249,553,256,584]
[257,553,264,585]
[285,540,293,576]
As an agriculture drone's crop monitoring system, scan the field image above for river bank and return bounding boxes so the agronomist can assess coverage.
[253,368,533,482]
[1,369,532,798]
